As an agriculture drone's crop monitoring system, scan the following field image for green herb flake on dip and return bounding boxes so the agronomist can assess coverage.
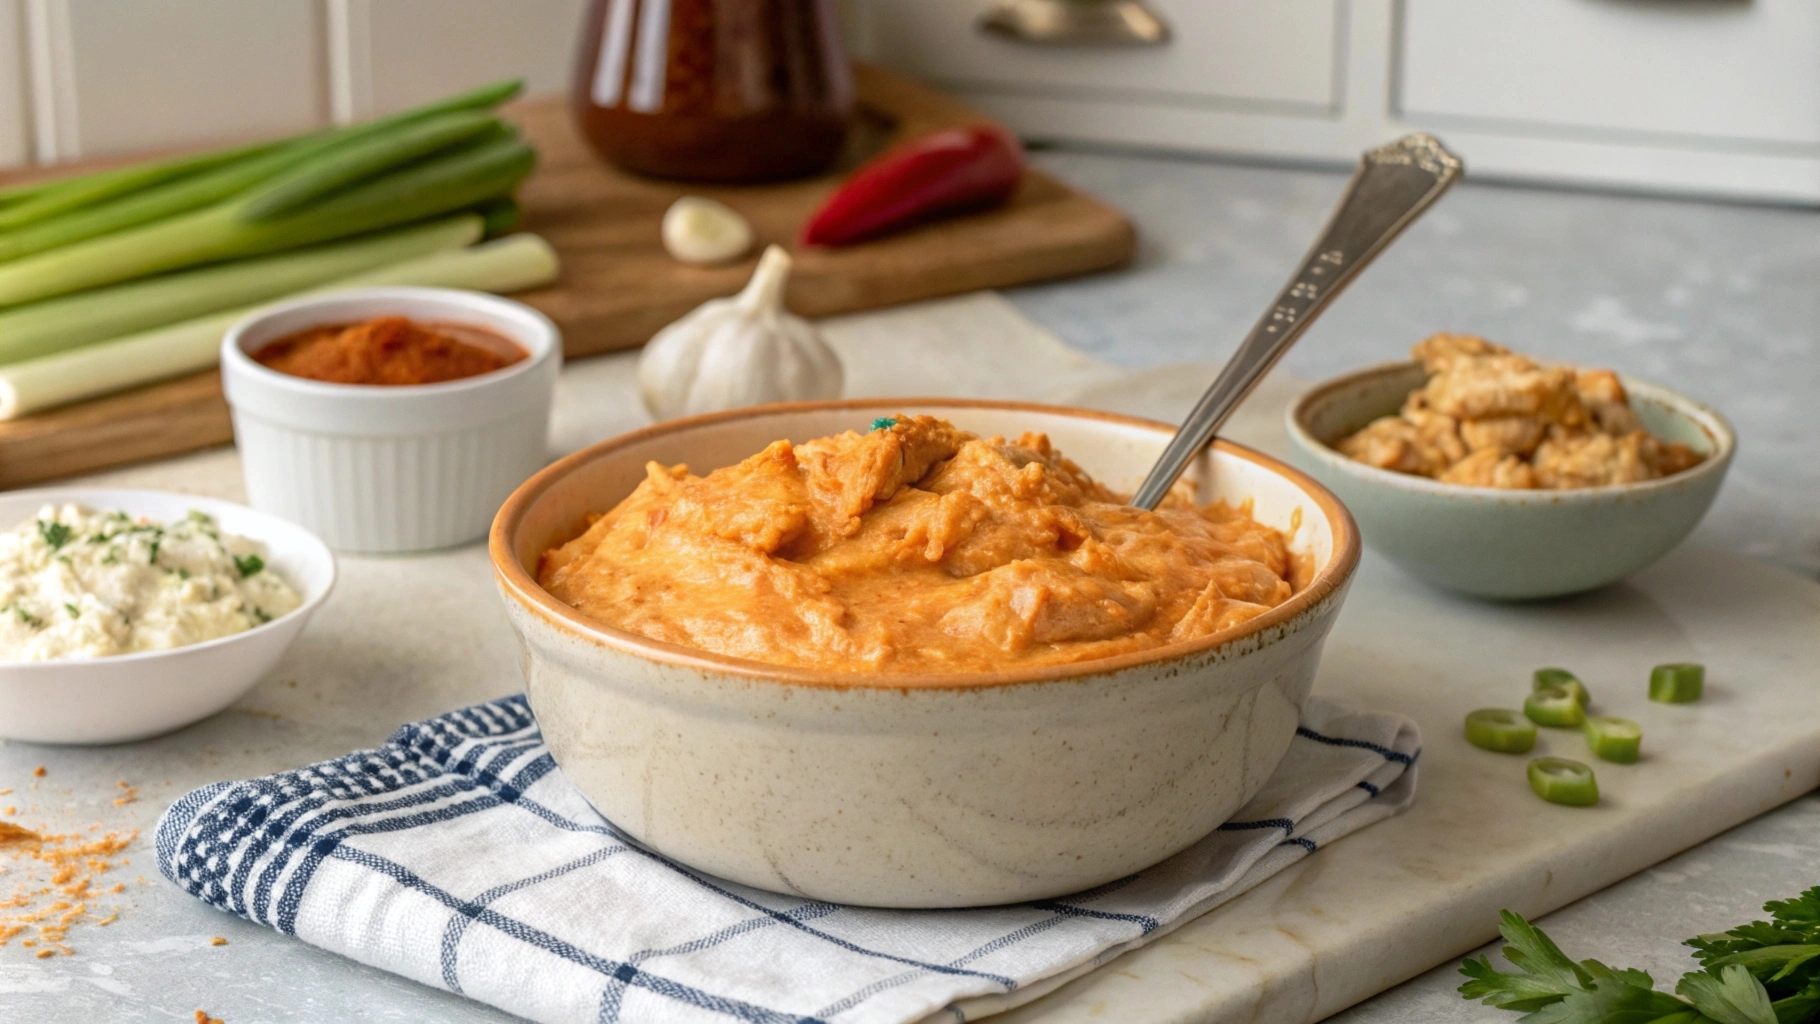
[0,505,302,661]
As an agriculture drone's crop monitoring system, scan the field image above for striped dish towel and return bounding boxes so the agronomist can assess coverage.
[156,695,1419,1024]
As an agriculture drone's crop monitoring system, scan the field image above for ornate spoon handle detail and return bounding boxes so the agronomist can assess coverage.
[1130,134,1464,510]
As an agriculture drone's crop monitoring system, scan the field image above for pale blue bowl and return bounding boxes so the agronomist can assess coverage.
[1286,361,1734,600]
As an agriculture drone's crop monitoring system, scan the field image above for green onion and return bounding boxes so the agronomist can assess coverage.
[1649,663,1704,703]
[37,521,71,549]
[0,136,534,307]
[238,111,508,221]
[1527,757,1599,806]
[1524,685,1586,728]
[0,79,522,265]
[1464,708,1537,754]
[0,139,281,231]
[1533,667,1590,708]
[0,233,558,418]
[233,554,264,579]
[1583,716,1641,763]
[0,215,482,365]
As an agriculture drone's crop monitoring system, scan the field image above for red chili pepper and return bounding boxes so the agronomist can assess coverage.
[800,124,1026,247]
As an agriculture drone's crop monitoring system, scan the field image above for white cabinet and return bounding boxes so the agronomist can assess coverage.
[862,0,1820,205]
[26,0,329,161]
[870,0,1340,113]
[0,0,27,168]
[330,0,585,121]
[1399,0,1820,149]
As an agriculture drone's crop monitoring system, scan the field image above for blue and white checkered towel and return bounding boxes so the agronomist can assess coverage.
[156,695,1419,1024]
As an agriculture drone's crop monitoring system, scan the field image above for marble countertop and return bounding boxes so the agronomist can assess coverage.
[1004,149,1820,1023]
[2,149,1816,1022]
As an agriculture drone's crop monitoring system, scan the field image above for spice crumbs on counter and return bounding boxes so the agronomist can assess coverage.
[210,936,227,946]
[0,819,136,954]
[30,767,44,778]
[195,1012,226,1024]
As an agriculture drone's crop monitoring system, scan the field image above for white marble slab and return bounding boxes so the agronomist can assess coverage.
[3,294,1816,1024]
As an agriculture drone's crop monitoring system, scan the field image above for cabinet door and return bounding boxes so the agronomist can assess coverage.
[867,0,1341,115]
[1399,0,1820,150]
[34,0,329,160]
[336,0,586,119]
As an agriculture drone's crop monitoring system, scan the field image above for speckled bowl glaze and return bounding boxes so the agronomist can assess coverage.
[1287,361,1734,600]
[490,400,1360,908]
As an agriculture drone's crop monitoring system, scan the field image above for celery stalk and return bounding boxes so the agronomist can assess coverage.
[0,234,559,418]
[0,215,483,365]
[0,137,534,307]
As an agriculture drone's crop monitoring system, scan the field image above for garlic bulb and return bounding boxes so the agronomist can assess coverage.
[661,196,753,265]
[639,245,843,420]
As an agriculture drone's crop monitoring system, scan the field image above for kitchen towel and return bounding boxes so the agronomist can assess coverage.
[155,694,1420,1024]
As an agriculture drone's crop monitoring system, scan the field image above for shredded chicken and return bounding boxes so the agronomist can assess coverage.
[1337,334,1705,490]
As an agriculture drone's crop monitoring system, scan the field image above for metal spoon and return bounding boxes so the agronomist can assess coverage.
[1129,134,1464,510]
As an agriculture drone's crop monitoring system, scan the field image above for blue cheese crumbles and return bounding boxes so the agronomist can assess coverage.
[0,505,303,661]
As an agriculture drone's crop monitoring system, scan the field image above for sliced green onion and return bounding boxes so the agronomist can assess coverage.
[1464,708,1537,754]
[1533,667,1590,708]
[1528,757,1599,806]
[1524,685,1586,728]
[0,215,482,365]
[1649,663,1704,703]
[0,234,558,419]
[1583,716,1641,764]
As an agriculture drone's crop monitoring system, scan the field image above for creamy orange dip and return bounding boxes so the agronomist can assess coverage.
[538,416,1305,673]
[1338,333,1705,489]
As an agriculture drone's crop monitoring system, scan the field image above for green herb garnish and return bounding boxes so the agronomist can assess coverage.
[146,539,159,564]
[63,602,79,618]
[177,567,190,580]
[1462,887,1820,1024]
[7,605,41,628]
[871,417,898,432]
[234,553,264,578]
[37,520,71,550]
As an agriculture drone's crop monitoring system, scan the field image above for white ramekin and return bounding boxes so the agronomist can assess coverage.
[221,287,561,553]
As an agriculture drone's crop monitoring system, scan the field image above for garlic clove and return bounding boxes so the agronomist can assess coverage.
[662,196,754,265]
[639,245,843,421]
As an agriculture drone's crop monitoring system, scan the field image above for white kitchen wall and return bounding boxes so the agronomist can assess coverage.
[2,0,1816,206]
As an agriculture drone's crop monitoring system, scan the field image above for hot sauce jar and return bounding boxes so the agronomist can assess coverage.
[572,0,855,183]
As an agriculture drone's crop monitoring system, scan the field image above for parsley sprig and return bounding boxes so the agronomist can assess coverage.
[1461,888,1820,1024]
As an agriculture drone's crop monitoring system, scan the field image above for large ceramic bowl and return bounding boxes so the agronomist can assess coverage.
[490,400,1360,908]
[1287,361,1734,599]
[0,488,335,745]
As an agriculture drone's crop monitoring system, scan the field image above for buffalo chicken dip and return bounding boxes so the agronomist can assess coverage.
[539,415,1306,672]
[1339,333,1705,489]
[0,506,301,661]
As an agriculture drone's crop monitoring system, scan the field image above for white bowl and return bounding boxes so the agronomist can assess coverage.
[221,286,562,553]
[1287,361,1735,599]
[491,399,1360,907]
[0,488,335,745]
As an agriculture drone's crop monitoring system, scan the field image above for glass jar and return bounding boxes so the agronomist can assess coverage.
[573,0,855,183]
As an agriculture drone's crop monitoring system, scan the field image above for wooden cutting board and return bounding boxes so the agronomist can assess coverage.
[0,64,1135,489]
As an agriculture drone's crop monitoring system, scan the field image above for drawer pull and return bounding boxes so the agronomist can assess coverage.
[978,0,1171,46]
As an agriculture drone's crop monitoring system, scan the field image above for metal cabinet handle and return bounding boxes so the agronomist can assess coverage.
[978,0,1171,47]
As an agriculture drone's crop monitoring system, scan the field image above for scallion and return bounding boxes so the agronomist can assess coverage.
[1649,663,1704,703]
[1533,667,1590,708]
[1527,757,1599,807]
[1464,709,1537,754]
[1583,716,1641,764]
[1524,685,1586,728]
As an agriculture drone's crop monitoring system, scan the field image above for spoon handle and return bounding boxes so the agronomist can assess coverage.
[1130,133,1464,510]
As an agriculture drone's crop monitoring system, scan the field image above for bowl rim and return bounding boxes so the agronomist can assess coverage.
[219,285,561,399]
[0,487,337,669]
[490,397,1361,691]
[1285,360,1738,502]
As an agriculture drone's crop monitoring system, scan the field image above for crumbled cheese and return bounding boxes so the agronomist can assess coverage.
[0,505,302,661]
